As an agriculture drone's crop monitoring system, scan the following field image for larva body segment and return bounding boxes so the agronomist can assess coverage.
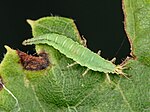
[23,33,121,74]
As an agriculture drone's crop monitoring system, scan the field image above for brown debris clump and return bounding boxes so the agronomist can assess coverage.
[17,50,50,70]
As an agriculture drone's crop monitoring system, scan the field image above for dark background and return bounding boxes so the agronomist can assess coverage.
[0,0,130,64]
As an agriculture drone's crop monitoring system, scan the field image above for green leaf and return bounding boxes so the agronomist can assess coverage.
[0,1,149,112]
[123,0,150,66]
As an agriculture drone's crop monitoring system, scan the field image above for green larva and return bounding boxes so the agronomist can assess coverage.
[23,33,124,75]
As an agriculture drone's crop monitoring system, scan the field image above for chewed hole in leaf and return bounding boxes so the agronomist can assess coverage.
[17,50,50,70]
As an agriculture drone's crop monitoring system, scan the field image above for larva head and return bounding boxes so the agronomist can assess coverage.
[114,65,130,79]
[114,65,125,75]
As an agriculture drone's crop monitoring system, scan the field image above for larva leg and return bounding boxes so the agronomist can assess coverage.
[67,62,78,68]
[111,57,116,63]
[121,73,130,80]
[97,50,101,55]
[81,36,87,47]
[82,68,90,76]
[106,73,111,83]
